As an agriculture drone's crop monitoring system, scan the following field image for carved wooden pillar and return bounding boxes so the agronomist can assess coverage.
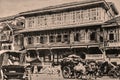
[70,31,74,44]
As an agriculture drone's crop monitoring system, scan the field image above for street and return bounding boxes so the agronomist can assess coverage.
[28,74,120,80]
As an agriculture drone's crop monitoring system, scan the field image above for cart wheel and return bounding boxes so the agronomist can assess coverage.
[96,70,103,78]
[108,70,118,78]
[62,66,71,79]
[74,70,83,79]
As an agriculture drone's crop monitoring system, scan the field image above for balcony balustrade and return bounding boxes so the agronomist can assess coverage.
[107,42,120,48]
[26,40,101,50]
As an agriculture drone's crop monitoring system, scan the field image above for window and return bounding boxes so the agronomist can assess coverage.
[27,50,37,58]
[72,11,76,23]
[90,8,97,21]
[70,12,75,23]
[36,37,40,43]
[83,9,89,21]
[40,35,47,44]
[47,15,52,26]
[90,32,96,41]
[27,37,34,44]
[3,46,8,50]
[41,16,46,26]
[100,36,103,42]
[38,16,47,27]
[81,10,84,20]
[49,35,55,43]
[51,14,55,25]
[109,33,114,40]
[8,45,11,50]
[38,16,42,26]
[1,34,6,40]
[80,30,85,41]
[76,11,81,23]
[57,14,62,24]
[74,33,80,41]
[56,34,62,42]
[63,34,69,43]
[44,16,47,25]
[97,7,101,20]
[14,36,19,45]
[63,13,67,23]
[28,17,34,27]
[66,12,70,24]
[40,36,44,44]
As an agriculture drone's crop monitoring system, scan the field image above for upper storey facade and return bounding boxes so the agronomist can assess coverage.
[19,0,118,32]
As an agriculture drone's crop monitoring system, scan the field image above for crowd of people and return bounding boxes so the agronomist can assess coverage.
[23,54,120,79]
[60,54,120,79]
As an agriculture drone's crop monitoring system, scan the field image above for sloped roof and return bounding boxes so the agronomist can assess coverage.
[20,0,114,16]
[107,2,119,15]
[2,23,24,31]
[0,14,20,22]
[105,16,120,23]
[102,16,120,27]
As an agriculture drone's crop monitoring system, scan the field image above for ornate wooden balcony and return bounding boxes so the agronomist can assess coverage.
[26,41,101,50]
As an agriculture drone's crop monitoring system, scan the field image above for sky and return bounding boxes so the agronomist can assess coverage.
[0,0,120,18]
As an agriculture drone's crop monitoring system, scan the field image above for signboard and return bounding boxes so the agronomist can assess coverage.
[107,42,120,47]
[86,54,103,60]
[107,54,118,58]
[110,58,120,64]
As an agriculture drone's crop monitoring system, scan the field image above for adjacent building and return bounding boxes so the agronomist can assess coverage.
[0,15,25,50]
[102,16,120,63]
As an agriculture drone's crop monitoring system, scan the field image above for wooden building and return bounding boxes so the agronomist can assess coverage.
[0,15,25,50]
[18,0,119,64]
[102,16,120,63]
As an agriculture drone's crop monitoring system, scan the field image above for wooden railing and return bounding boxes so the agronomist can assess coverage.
[26,41,100,49]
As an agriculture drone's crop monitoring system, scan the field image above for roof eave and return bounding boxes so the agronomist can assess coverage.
[0,14,20,22]
[19,0,109,16]
[18,22,103,33]
[110,4,119,15]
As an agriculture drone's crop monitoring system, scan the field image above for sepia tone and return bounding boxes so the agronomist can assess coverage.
[0,0,120,80]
